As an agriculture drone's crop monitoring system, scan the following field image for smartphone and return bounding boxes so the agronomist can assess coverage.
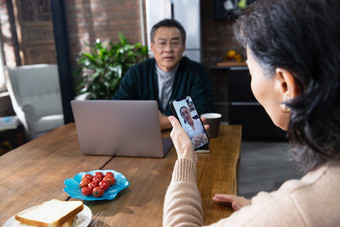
[169,96,210,151]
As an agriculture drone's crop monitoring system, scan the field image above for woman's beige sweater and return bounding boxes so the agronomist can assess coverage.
[163,159,340,226]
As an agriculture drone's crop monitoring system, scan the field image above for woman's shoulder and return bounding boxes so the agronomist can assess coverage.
[244,163,340,226]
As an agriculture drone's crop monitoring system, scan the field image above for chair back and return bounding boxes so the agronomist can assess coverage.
[6,64,64,139]
[7,64,62,118]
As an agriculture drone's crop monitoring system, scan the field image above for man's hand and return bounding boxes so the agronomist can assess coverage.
[159,111,172,131]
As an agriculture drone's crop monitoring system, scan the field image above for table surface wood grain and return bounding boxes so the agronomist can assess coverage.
[0,123,241,226]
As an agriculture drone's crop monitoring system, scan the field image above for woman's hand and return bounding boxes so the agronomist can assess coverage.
[212,194,251,211]
[168,116,197,163]
[200,116,210,131]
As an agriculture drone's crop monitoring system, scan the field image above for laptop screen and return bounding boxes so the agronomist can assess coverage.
[71,100,172,158]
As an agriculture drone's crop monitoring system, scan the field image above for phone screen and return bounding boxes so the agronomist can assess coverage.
[169,96,209,150]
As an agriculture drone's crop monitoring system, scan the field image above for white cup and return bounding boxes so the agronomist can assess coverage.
[200,113,222,138]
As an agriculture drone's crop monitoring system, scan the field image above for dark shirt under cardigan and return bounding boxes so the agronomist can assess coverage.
[112,57,216,116]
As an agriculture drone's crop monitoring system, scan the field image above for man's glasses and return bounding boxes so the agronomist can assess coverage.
[154,40,182,49]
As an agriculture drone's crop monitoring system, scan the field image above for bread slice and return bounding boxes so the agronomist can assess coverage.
[15,215,76,227]
[15,199,83,227]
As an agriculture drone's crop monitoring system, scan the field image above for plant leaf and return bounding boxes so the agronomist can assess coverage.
[73,34,148,99]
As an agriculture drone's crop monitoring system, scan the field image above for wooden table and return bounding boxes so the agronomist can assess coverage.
[0,123,242,226]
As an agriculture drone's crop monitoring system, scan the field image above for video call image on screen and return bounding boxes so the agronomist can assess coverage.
[172,96,208,150]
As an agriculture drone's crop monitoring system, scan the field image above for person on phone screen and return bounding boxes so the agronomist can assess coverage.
[112,19,215,131]
[164,0,340,226]
[180,106,208,148]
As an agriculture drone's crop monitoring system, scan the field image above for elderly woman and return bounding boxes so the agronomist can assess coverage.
[163,0,340,226]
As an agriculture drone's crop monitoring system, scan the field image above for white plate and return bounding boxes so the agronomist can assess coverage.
[3,204,92,227]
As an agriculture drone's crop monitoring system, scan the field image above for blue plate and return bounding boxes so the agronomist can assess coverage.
[64,170,129,201]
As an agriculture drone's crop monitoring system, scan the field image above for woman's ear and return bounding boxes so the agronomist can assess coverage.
[275,68,301,99]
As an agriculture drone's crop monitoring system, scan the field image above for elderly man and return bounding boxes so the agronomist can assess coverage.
[112,19,215,130]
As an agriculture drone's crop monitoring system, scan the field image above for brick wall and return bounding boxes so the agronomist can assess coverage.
[65,0,144,70]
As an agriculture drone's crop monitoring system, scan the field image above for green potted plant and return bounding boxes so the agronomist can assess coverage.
[74,33,148,100]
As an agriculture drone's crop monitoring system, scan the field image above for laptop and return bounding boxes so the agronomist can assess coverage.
[71,100,173,158]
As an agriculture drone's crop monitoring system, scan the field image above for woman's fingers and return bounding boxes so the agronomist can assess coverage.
[212,194,234,203]
[232,201,241,211]
[168,116,196,162]
[168,115,181,128]
[212,194,251,211]
[200,117,210,130]
[169,116,186,141]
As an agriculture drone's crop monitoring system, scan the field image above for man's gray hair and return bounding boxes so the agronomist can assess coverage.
[150,18,186,43]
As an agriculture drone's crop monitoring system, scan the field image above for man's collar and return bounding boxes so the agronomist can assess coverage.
[155,62,180,76]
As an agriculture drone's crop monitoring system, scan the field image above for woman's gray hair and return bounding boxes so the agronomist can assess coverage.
[233,0,340,173]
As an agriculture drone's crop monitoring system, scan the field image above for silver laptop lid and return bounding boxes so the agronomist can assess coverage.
[71,100,171,158]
